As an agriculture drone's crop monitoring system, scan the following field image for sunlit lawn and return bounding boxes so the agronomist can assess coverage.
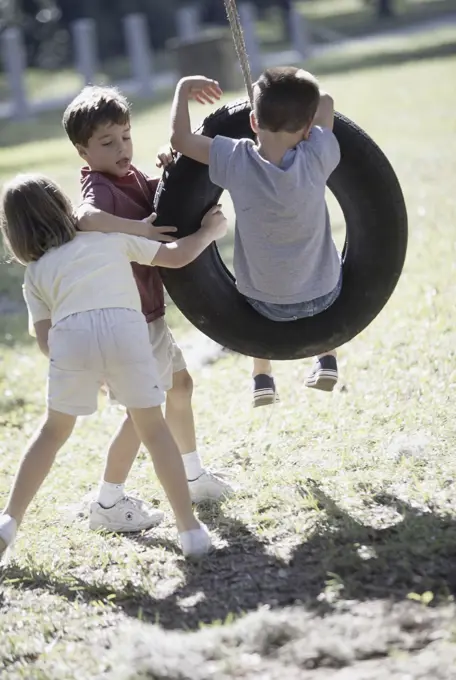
[1,25,456,679]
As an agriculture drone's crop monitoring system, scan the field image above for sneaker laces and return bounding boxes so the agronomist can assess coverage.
[118,495,151,513]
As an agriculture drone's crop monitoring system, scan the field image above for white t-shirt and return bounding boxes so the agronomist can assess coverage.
[23,231,161,332]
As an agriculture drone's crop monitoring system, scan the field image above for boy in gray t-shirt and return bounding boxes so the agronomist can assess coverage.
[170,67,342,407]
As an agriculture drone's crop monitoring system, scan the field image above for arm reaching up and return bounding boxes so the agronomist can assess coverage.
[312,90,335,131]
[170,76,223,165]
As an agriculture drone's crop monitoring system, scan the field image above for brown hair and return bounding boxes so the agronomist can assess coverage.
[62,85,131,146]
[0,174,77,265]
[253,67,320,133]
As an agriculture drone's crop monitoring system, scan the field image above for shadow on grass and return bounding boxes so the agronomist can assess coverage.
[3,487,456,629]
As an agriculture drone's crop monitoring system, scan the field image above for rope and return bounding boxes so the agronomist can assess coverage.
[223,0,254,106]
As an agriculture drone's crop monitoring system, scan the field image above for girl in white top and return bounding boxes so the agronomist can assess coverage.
[0,173,227,560]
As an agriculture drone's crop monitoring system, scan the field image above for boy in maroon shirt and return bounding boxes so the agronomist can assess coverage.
[62,86,233,533]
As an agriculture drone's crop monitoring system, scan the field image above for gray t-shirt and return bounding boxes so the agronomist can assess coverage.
[209,126,341,304]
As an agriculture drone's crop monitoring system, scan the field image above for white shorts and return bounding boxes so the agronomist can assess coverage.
[47,308,165,416]
[107,316,187,404]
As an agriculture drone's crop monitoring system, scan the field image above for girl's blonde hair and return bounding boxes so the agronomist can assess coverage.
[0,174,77,265]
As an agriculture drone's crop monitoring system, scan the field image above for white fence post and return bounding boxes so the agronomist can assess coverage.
[176,5,200,41]
[0,27,30,120]
[123,13,154,95]
[72,18,98,86]
[238,3,262,79]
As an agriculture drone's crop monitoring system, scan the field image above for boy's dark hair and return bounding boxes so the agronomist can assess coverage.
[1,174,77,264]
[253,67,320,133]
[62,85,131,146]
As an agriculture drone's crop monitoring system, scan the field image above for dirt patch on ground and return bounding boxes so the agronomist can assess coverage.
[112,600,456,679]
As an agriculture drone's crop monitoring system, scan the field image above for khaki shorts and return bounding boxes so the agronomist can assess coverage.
[108,316,187,404]
[147,316,187,392]
[47,308,165,416]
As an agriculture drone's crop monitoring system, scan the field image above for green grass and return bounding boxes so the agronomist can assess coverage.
[299,0,456,39]
[1,36,456,680]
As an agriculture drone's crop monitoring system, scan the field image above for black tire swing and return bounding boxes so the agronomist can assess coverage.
[154,1,408,361]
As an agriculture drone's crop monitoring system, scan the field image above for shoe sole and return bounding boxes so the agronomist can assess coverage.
[306,370,338,392]
[253,392,280,408]
[89,514,164,533]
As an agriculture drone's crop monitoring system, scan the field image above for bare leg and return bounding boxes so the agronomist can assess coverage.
[102,370,232,508]
[102,369,198,487]
[102,412,140,485]
[252,358,273,377]
[90,410,165,532]
[166,369,234,501]
[129,406,199,533]
[103,367,196,486]
[165,369,196,454]
[3,409,76,526]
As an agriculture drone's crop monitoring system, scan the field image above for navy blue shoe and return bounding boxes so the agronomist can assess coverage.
[253,374,280,408]
[305,355,338,392]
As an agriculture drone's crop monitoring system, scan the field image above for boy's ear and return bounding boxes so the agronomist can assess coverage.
[75,143,88,161]
[249,111,258,133]
[302,121,313,140]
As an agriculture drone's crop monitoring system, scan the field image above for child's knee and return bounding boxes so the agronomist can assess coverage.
[169,369,194,402]
[41,410,76,444]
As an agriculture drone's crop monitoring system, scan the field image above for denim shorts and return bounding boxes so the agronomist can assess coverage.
[246,271,343,323]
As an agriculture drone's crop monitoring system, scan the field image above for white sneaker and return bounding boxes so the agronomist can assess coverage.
[89,496,164,532]
[179,522,212,558]
[188,470,235,504]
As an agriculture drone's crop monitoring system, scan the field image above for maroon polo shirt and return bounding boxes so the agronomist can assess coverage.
[80,165,165,323]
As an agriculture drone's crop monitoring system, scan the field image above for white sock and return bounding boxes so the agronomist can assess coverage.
[182,451,204,481]
[97,481,125,508]
[179,522,211,557]
[0,514,17,547]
